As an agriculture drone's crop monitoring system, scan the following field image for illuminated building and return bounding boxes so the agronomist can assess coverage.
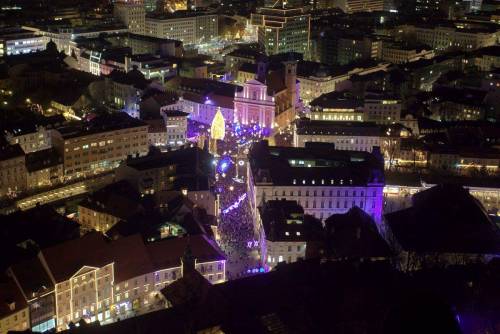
[473,46,500,71]
[145,12,218,45]
[78,181,143,232]
[25,148,64,189]
[248,141,385,222]
[125,55,179,83]
[113,0,146,35]
[364,94,401,124]
[428,87,487,122]
[401,23,498,52]
[143,118,167,148]
[3,124,52,154]
[251,7,310,58]
[163,110,188,148]
[23,24,128,56]
[0,281,30,334]
[298,61,391,106]
[104,68,153,118]
[258,200,322,269]
[0,144,27,199]
[8,232,226,332]
[294,119,385,152]
[309,92,365,122]
[333,0,384,13]
[164,77,240,125]
[234,79,276,129]
[115,147,217,216]
[381,42,435,64]
[0,29,45,57]
[428,148,500,175]
[235,56,300,130]
[51,113,149,181]
[415,0,443,12]
[298,65,349,106]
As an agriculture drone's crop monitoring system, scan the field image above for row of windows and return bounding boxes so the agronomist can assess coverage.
[269,189,376,197]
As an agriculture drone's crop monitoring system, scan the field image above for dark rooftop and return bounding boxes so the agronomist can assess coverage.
[57,112,147,140]
[25,148,62,172]
[0,144,24,161]
[325,207,392,260]
[248,141,384,187]
[385,184,500,254]
[296,118,383,136]
[310,92,363,109]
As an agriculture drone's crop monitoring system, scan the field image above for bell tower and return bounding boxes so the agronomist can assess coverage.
[283,59,298,108]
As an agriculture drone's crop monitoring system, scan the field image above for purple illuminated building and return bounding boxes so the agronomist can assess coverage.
[247,140,385,223]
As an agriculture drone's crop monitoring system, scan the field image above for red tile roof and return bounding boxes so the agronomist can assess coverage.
[40,232,225,284]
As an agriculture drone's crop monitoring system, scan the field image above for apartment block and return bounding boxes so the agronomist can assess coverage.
[52,113,149,180]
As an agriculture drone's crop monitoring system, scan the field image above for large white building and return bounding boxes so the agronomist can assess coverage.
[401,24,499,52]
[248,141,385,222]
[0,29,45,57]
[8,232,226,332]
[51,113,149,180]
[294,119,384,152]
[145,12,218,45]
[333,0,384,13]
[363,94,402,124]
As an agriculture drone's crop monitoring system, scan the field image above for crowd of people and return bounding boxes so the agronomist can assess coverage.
[216,163,261,279]
[210,122,270,279]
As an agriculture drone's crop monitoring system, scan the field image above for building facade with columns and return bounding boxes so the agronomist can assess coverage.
[8,232,226,332]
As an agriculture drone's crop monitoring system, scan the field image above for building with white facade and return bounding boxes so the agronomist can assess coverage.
[294,119,383,152]
[164,77,240,125]
[23,24,128,56]
[145,12,218,45]
[8,232,226,332]
[309,92,365,122]
[298,66,349,106]
[363,94,402,124]
[248,141,385,222]
[0,29,45,57]
[4,124,52,154]
[401,23,498,52]
[258,200,311,269]
[52,113,149,180]
[0,281,30,334]
[163,110,189,147]
[381,42,435,64]
[234,79,276,129]
[333,0,384,13]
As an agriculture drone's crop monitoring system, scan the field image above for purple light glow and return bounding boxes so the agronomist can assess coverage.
[222,193,247,214]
